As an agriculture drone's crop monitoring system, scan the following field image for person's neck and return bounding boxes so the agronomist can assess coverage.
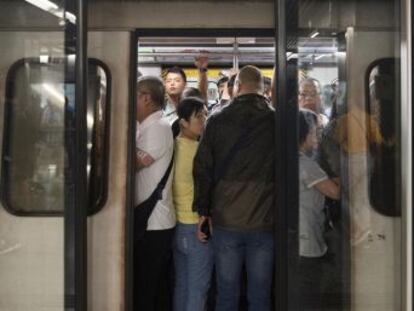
[300,146,314,157]
[237,89,261,97]
[179,131,198,141]
[168,94,180,106]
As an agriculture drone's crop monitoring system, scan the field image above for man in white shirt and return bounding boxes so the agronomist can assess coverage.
[135,76,175,311]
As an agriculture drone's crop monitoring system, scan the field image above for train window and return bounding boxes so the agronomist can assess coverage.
[1,58,111,215]
[365,58,401,217]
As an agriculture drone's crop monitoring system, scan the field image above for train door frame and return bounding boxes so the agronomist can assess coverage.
[65,0,88,310]
[401,0,413,309]
[127,27,276,310]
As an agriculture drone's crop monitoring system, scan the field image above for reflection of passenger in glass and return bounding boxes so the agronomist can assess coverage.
[298,109,340,310]
[333,100,383,245]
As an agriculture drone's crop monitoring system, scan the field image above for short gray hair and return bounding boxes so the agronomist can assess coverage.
[299,78,321,94]
[237,65,264,92]
[137,76,165,109]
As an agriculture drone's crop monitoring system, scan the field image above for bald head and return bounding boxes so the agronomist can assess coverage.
[234,65,264,96]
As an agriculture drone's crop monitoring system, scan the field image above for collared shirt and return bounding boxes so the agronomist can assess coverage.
[135,110,176,230]
[209,98,230,115]
[163,99,178,125]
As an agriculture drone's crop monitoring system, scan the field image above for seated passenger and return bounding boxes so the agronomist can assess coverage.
[298,109,340,311]
[172,97,212,311]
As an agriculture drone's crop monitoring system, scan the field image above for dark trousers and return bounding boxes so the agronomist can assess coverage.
[134,228,174,311]
[297,252,336,311]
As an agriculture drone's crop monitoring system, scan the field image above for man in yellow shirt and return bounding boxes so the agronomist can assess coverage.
[172,97,212,311]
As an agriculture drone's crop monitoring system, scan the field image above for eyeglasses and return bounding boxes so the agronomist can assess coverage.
[299,92,319,98]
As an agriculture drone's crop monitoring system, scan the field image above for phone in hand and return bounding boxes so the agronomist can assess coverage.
[200,219,211,240]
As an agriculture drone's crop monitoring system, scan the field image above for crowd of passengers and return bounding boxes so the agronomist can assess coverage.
[134,57,382,311]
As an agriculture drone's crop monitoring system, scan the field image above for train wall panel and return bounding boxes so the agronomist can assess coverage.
[87,31,131,311]
[89,1,274,29]
[346,28,402,311]
[0,31,64,311]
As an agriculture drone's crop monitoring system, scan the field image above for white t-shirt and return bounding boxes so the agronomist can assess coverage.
[135,111,176,230]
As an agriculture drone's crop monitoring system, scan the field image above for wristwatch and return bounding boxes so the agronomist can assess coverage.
[199,67,208,73]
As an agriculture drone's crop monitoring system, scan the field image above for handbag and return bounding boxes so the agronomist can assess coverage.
[134,153,174,240]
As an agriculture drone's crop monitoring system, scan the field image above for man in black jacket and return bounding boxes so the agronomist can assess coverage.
[193,65,276,311]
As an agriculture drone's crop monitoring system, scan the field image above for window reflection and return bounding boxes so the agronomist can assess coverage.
[366,59,401,217]
[1,58,110,215]
[294,30,402,311]
[87,62,110,213]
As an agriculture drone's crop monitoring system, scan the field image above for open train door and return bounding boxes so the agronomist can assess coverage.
[0,1,89,310]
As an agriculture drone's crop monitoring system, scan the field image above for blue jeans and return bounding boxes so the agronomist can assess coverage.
[173,223,213,311]
[213,227,274,311]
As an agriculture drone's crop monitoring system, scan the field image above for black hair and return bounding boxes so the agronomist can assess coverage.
[182,87,203,100]
[165,66,187,83]
[263,76,271,87]
[298,109,318,146]
[217,76,229,87]
[177,97,205,122]
[228,74,237,88]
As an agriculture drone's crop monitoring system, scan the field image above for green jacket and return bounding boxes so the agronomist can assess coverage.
[193,93,276,232]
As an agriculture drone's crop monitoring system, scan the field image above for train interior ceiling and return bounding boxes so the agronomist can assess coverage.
[138,35,339,108]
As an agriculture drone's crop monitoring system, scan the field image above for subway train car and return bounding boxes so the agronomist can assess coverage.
[0,0,411,311]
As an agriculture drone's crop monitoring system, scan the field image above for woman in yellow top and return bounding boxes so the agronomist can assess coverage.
[172,96,212,311]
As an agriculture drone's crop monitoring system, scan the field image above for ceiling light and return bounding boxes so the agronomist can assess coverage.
[39,55,49,63]
[309,30,320,38]
[26,0,58,11]
[25,0,76,24]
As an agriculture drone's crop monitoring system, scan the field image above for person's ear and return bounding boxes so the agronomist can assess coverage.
[179,118,189,129]
[142,94,154,108]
